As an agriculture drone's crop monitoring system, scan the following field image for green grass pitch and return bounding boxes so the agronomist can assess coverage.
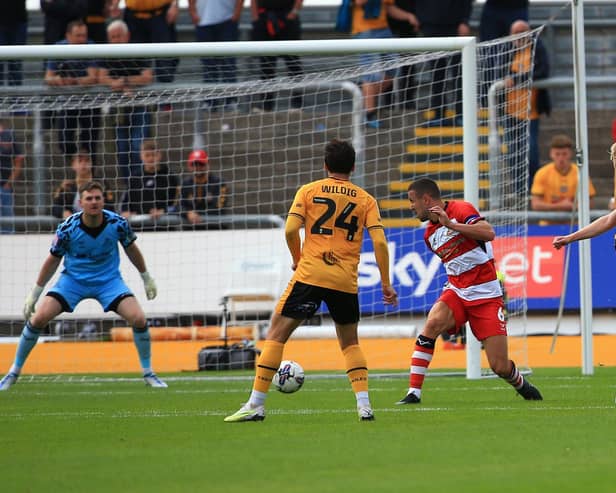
[1,367,615,493]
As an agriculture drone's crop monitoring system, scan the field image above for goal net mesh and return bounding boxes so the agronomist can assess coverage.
[0,30,538,375]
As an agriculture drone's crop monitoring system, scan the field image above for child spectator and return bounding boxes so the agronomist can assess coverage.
[530,134,596,224]
[52,150,115,218]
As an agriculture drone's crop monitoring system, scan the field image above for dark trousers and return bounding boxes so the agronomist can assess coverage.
[251,14,303,110]
[389,25,416,107]
[0,23,27,86]
[479,4,528,41]
[56,108,100,160]
[504,115,539,194]
[196,20,239,84]
[116,106,151,180]
[421,25,461,119]
[86,21,107,44]
[124,7,177,83]
[479,4,529,98]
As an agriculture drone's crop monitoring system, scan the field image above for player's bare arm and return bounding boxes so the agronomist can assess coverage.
[124,242,149,273]
[553,209,616,249]
[124,243,157,299]
[285,214,303,270]
[429,206,495,242]
[368,227,398,306]
[36,254,62,287]
[531,194,575,212]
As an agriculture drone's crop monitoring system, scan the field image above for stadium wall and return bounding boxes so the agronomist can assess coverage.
[1,224,615,322]
[1,335,615,374]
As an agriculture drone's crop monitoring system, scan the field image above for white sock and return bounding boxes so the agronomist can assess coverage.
[9,364,21,375]
[142,367,153,376]
[248,390,267,407]
[356,391,370,408]
[409,388,421,398]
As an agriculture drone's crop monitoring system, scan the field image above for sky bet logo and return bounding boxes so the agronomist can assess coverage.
[357,237,565,299]
[358,242,442,296]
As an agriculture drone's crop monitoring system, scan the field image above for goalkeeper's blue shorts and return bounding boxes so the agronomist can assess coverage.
[47,274,134,313]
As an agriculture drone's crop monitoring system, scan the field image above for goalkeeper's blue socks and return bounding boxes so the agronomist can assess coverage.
[11,322,41,374]
[132,325,151,373]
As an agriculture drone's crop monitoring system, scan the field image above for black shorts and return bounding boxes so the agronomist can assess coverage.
[276,280,360,324]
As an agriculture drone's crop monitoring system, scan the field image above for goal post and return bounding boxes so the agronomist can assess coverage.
[0,33,536,378]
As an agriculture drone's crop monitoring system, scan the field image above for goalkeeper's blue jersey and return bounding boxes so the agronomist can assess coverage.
[50,210,137,285]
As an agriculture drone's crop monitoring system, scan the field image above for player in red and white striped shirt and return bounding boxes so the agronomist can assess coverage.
[397,178,542,404]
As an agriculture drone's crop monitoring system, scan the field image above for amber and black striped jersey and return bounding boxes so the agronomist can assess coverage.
[287,177,383,293]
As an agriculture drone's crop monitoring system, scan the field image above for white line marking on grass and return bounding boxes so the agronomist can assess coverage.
[2,404,614,421]
[8,372,606,386]
[6,382,603,399]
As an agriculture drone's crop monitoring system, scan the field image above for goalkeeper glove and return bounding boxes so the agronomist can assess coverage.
[140,271,157,300]
[23,285,44,320]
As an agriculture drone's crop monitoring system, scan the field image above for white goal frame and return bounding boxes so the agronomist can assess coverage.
[0,37,484,377]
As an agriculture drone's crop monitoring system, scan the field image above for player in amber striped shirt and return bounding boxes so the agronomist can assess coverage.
[397,178,542,404]
[225,139,397,422]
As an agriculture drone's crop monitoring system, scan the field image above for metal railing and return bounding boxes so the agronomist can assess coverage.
[0,213,285,233]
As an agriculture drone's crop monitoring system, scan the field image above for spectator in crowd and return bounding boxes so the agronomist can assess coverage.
[52,150,115,218]
[45,20,100,162]
[387,0,417,109]
[99,19,154,180]
[0,0,28,86]
[479,0,528,41]
[121,139,179,220]
[40,0,88,45]
[504,20,551,191]
[478,1,528,103]
[415,0,473,126]
[351,0,419,128]
[0,119,24,234]
[530,134,596,224]
[189,0,243,110]
[110,0,179,83]
[181,149,228,224]
[250,0,305,112]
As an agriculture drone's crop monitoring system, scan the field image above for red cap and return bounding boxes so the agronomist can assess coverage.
[188,149,209,165]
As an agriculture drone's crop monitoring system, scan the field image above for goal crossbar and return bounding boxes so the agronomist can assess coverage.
[0,38,477,59]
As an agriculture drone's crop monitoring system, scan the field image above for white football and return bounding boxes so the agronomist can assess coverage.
[272,360,305,393]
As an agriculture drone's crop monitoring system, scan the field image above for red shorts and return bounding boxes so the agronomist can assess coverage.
[439,289,507,341]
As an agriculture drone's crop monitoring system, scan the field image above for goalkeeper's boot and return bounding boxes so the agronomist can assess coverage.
[143,372,168,388]
[0,372,19,391]
[358,406,375,421]
[396,391,421,405]
[224,403,265,422]
[516,380,543,400]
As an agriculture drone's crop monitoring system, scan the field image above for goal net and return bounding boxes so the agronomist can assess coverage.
[0,30,539,377]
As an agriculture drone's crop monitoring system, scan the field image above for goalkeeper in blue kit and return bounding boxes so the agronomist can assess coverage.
[0,181,167,390]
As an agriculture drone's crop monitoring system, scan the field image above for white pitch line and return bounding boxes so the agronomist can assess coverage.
[1,404,614,420]
[8,372,605,384]
[4,382,609,398]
